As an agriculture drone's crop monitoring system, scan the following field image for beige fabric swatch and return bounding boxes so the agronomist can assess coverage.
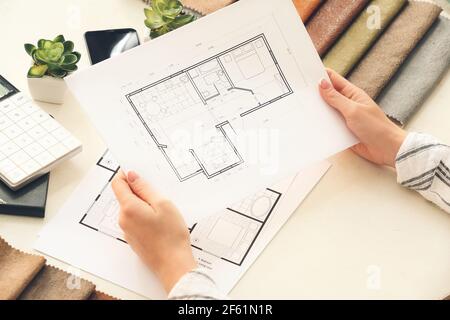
[348,0,442,99]
[181,0,235,15]
[0,237,46,300]
[18,265,95,300]
[89,290,119,300]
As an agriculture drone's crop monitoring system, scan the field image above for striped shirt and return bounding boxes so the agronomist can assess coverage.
[396,132,450,212]
[168,132,450,300]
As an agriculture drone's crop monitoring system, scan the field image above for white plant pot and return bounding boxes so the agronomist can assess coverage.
[27,76,67,104]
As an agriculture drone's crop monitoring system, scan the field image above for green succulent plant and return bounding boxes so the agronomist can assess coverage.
[144,0,196,39]
[24,35,81,78]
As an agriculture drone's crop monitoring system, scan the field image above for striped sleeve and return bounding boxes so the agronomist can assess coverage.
[168,268,226,300]
[395,132,450,213]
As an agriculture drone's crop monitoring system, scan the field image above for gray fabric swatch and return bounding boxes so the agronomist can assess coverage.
[377,13,450,125]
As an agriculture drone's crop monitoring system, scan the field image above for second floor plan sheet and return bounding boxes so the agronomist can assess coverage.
[66,0,356,225]
[35,149,331,298]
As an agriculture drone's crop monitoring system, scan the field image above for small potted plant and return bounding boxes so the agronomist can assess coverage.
[144,0,197,39]
[24,35,81,104]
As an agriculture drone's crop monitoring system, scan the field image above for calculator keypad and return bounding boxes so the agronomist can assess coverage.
[0,92,82,188]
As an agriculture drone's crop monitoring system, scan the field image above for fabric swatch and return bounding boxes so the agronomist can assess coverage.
[306,0,369,56]
[0,237,46,300]
[0,236,119,300]
[377,13,450,125]
[18,265,96,300]
[180,0,235,15]
[434,0,450,14]
[348,0,442,100]
[323,0,406,76]
[89,290,119,300]
[292,0,323,22]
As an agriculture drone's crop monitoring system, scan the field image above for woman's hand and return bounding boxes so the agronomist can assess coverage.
[111,170,197,293]
[319,68,407,167]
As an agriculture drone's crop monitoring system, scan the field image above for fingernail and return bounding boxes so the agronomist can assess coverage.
[128,171,139,183]
[320,78,331,89]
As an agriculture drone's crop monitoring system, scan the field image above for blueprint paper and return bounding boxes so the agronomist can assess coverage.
[35,150,330,298]
[65,0,355,225]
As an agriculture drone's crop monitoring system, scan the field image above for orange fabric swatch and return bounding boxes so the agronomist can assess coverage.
[292,0,323,22]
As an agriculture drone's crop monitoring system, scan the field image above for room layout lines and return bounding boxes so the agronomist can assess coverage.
[79,151,124,242]
[96,150,120,173]
[80,183,124,242]
[190,188,282,266]
[125,34,293,182]
[79,152,282,266]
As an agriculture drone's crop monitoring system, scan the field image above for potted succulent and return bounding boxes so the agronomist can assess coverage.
[24,35,81,104]
[144,0,198,39]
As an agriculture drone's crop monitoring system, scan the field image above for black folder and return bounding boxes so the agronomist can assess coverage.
[0,173,50,218]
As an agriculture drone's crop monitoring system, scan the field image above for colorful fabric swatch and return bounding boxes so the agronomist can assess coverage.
[180,0,235,15]
[377,13,450,124]
[348,0,442,99]
[18,265,96,300]
[292,0,323,22]
[306,0,369,56]
[323,0,406,76]
[0,237,46,299]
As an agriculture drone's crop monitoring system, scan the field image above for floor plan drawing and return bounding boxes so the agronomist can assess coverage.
[79,151,283,265]
[125,34,293,182]
[190,188,282,266]
[79,151,124,242]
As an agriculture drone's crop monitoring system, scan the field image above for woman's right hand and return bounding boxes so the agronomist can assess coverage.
[319,68,407,168]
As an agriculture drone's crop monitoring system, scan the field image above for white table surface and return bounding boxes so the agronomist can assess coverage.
[0,0,449,300]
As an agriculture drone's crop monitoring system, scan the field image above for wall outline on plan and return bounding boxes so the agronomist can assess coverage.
[125,34,293,182]
[78,152,283,267]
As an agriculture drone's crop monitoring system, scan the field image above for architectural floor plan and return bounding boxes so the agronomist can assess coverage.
[79,151,282,266]
[79,151,123,241]
[39,0,347,299]
[190,187,281,266]
[125,34,293,182]
[66,0,355,228]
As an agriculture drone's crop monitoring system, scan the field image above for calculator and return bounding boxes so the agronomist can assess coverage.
[0,74,82,190]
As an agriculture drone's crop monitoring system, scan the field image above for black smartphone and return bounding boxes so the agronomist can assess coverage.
[84,28,140,65]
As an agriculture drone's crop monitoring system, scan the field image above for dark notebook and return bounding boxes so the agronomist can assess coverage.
[0,173,50,218]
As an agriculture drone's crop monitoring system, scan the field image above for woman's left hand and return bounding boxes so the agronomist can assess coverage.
[111,170,197,293]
